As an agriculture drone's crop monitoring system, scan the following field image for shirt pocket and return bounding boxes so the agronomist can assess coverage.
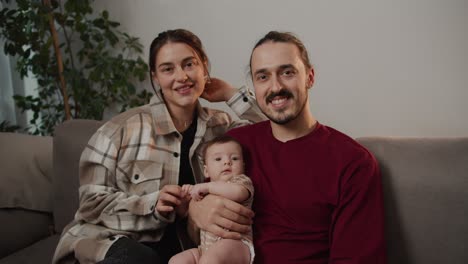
[116,160,164,195]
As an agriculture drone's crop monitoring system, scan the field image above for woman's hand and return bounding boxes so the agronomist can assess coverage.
[188,194,254,239]
[201,77,237,102]
[175,185,193,218]
[156,185,185,218]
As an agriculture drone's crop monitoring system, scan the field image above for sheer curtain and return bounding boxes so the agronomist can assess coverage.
[0,0,17,127]
[0,40,30,131]
[1,0,34,131]
[0,39,17,126]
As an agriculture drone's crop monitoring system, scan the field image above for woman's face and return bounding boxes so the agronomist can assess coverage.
[152,42,207,113]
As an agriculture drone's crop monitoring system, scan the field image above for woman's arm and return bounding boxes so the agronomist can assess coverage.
[76,130,173,232]
[201,77,266,127]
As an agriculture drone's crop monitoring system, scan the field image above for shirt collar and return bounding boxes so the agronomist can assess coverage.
[149,89,211,135]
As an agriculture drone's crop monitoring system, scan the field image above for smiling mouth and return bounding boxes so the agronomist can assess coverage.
[266,89,293,105]
[175,84,193,94]
[270,96,289,106]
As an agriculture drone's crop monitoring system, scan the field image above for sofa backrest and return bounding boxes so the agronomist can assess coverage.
[357,137,468,264]
[53,119,104,233]
[0,132,53,212]
[52,120,468,263]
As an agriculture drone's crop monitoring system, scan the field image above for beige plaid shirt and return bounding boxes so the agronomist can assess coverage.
[53,87,265,264]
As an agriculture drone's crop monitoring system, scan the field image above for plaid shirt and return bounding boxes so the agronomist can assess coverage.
[53,87,265,264]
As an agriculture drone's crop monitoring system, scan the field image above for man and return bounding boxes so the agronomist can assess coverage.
[189,31,386,263]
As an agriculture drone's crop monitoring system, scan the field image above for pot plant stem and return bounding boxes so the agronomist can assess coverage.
[43,0,71,120]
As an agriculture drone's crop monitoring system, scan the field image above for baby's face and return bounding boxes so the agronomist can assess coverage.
[203,141,244,182]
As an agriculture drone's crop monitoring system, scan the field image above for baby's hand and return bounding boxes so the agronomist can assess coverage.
[190,183,209,201]
[181,184,193,202]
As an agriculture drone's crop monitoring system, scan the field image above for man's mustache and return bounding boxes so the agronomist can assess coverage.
[266,89,293,103]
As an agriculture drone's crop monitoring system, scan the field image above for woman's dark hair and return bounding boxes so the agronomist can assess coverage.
[149,29,210,76]
[249,31,312,76]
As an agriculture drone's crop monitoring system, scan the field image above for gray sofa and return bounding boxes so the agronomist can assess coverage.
[0,119,467,264]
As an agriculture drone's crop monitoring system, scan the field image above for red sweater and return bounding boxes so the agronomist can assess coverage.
[228,121,386,264]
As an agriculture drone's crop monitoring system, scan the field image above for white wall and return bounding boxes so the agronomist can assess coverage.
[93,0,468,137]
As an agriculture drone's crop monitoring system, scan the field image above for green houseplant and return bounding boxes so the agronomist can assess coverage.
[0,0,152,135]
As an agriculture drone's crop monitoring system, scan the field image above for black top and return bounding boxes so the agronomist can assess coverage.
[156,114,198,260]
[178,114,197,185]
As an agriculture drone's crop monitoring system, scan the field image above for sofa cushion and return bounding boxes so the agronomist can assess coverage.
[357,137,468,264]
[0,234,60,264]
[53,119,104,233]
[0,133,53,212]
[0,208,53,259]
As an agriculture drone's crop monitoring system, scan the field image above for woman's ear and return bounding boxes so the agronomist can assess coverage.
[203,165,209,178]
[203,61,210,77]
[151,71,160,86]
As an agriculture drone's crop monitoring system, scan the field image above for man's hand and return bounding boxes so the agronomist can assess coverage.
[188,194,254,240]
[201,77,237,102]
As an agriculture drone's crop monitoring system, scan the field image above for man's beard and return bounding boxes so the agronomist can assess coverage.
[260,89,308,125]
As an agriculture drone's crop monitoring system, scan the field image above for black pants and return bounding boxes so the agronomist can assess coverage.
[97,224,182,264]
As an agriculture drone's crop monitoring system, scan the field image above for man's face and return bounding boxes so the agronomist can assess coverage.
[250,42,314,125]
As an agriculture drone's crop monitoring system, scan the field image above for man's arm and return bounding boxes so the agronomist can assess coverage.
[329,154,387,264]
[187,194,253,240]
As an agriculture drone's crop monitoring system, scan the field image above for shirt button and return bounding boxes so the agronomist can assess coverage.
[175,133,180,138]
[243,97,248,102]
[134,174,139,180]
[173,152,179,157]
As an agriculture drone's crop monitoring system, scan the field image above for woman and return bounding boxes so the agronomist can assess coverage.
[52,29,264,264]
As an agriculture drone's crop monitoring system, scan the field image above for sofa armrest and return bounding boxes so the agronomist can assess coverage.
[0,132,54,258]
[357,137,468,264]
[52,119,104,233]
[0,209,53,258]
[0,234,60,264]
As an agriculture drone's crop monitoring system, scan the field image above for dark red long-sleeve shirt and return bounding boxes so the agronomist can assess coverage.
[228,121,386,264]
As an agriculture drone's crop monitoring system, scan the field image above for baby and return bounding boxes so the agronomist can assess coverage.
[169,135,254,264]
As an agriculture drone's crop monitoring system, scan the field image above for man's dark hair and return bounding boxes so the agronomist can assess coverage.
[249,31,312,75]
